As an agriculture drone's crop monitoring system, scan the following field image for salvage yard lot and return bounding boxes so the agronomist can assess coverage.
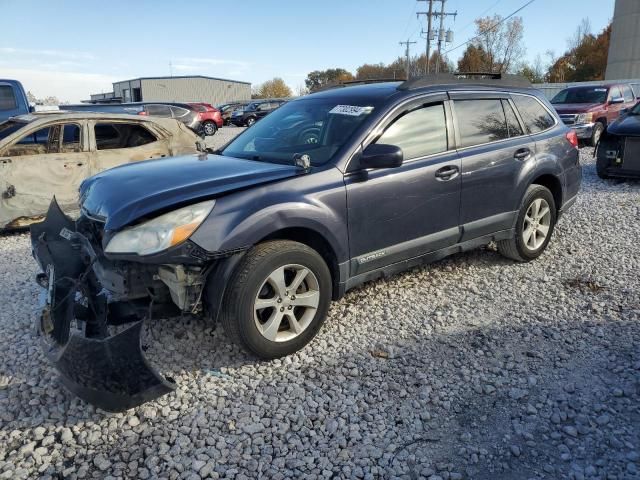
[0,146,639,479]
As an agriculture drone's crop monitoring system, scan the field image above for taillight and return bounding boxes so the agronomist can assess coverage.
[138,111,148,116]
[566,130,579,149]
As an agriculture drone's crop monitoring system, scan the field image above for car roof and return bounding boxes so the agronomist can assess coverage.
[8,112,183,130]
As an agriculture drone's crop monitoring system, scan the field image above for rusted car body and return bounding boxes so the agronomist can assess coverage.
[0,112,200,230]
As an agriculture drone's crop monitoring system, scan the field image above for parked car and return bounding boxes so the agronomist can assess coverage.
[0,112,201,230]
[0,79,31,123]
[551,83,636,146]
[595,101,640,179]
[217,102,249,125]
[187,102,223,136]
[31,73,581,411]
[230,99,286,126]
[63,102,203,136]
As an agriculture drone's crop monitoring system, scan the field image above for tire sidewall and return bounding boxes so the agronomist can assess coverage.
[591,122,604,146]
[246,117,256,127]
[513,186,557,261]
[231,246,331,358]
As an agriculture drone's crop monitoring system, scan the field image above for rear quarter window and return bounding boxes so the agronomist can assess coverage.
[0,85,18,111]
[511,95,556,134]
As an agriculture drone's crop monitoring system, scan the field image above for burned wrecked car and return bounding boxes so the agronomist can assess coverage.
[0,112,200,230]
[596,102,640,179]
[31,74,580,411]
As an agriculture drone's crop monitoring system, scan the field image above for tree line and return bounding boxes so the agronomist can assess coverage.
[302,16,612,92]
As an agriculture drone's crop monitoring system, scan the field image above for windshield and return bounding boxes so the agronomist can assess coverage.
[0,120,28,142]
[551,87,609,104]
[222,98,375,166]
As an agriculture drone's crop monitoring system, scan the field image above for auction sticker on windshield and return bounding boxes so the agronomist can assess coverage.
[329,105,373,116]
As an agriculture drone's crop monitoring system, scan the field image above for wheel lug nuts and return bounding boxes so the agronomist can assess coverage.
[277,298,282,303]
[280,307,284,312]
[291,295,296,300]
[288,305,292,310]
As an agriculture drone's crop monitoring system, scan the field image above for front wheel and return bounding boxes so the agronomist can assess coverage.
[589,121,604,147]
[498,185,557,262]
[246,117,256,127]
[202,121,217,136]
[220,240,332,359]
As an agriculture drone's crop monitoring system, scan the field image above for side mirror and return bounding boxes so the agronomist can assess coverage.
[610,97,625,105]
[360,144,403,169]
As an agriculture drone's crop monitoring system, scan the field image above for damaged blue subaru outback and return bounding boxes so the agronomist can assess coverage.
[31,73,581,411]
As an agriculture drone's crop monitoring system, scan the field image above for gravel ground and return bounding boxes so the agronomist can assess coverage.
[0,146,639,480]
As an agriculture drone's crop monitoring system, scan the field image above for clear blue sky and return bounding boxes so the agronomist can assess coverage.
[0,0,615,102]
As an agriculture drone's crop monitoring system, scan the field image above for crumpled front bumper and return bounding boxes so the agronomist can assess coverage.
[30,199,176,412]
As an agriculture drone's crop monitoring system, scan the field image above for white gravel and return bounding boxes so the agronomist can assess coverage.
[0,146,639,480]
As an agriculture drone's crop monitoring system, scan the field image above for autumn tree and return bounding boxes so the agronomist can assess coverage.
[457,15,525,73]
[547,21,611,82]
[304,68,354,91]
[253,78,292,99]
[26,91,63,105]
[516,54,547,83]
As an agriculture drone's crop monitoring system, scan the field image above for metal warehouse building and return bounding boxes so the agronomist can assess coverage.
[89,75,251,105]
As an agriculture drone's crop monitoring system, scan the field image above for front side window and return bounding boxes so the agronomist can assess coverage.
[609,87,622,101]
[455,99,509,148]
[0,85,18,111]
[94,123,157,150]
[512,95,556,134]
[222,98,377,166]
[376,103,447,160]
[5,126,52,156]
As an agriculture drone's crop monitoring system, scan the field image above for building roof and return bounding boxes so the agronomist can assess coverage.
[113,75,251,86]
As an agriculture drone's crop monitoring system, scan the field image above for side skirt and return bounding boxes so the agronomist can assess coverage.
[341,229,513,294]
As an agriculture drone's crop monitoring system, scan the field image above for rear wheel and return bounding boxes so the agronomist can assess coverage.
[498,185,557,262]
[246,117,257,127]
[202,121,217,136]
[220,240,332,359]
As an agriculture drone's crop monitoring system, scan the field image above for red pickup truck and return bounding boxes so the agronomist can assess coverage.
[550,83,637,146]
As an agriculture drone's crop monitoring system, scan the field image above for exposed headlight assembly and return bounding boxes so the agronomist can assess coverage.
[105,200,215,256]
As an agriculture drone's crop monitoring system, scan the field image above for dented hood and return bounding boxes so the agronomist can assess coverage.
[80,153,300,231]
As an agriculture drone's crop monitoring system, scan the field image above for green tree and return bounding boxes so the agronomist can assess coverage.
[304,68,354,91]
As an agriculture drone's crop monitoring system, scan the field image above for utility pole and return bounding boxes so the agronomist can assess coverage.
[417,0,457,74]
[417,0,434,74]
[399,39,417,79]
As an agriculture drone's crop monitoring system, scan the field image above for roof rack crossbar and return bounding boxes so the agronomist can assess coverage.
[315,77,405,92]
[398,72,532,91]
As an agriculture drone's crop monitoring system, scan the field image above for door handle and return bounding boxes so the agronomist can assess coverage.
[435,165,459,181]
[514,148,531,161]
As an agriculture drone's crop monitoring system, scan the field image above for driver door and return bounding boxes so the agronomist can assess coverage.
[344,95,462,276]
[0,122,90,228]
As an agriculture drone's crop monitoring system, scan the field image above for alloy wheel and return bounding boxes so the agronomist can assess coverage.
[253,264,320,342]
[522,198,551,251]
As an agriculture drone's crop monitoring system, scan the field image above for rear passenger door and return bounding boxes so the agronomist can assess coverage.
[89,121,171,172]
[451,93,536,242]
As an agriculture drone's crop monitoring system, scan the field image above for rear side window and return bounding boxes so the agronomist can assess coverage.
[511,95,556,134]
[503,100,524,137]
[145,105,172,117]
[170,106,190,118]
[621,85,634,102]
[376,103,447,160]
[94,123,157,150]
[455,99,508,148]
[62,124,82,153]
[0,85,18,111]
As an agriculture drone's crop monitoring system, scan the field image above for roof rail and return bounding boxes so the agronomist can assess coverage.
[315,77,405,92]
[398,72,532,90]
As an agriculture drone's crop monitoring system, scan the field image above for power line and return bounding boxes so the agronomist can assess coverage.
[443,0,536,55]
[456,0,502,34]
[417,0,457,73]
[399,39,418,78]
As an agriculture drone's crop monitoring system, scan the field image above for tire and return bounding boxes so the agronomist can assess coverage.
[498,185,557,262]
[246,117,256,127]
[596,139,613,179]
[589,121,604,147]
[220,240,332,359]
[202,121,217,136]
